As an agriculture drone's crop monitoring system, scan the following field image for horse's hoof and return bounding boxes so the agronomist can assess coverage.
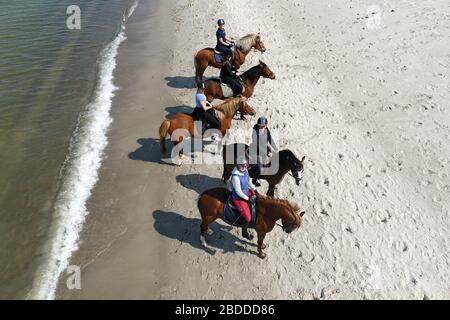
[258,252,267,259]
[206,229,213,236]
[261,243,267,250]
[200,235,207,247]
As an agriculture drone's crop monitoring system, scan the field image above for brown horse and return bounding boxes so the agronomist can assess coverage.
[158,97,256,163]
[222,143,305,196]
[194,33,266,84]
[204,60,276,103]
[197,188,305,259]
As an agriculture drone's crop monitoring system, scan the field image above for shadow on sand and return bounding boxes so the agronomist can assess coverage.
[165,76,196,89]
[164,104,192,117]
[128,138,165,164]
[152,210,256,255]
[176,173,225,194]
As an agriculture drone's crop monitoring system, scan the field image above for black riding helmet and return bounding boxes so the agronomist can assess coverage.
[197,81,205,91]
[257,116,268,126]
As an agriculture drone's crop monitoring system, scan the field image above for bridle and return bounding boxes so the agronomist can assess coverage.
[276,207,301,232]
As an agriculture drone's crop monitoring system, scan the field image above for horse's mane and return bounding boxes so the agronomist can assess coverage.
[213,97,244,120]
[241,63,261,80]
[235,34,259,53]
[279,149,297,159]
[261,196,300,212]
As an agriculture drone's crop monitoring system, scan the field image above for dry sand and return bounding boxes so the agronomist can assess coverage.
[58,0,449,299]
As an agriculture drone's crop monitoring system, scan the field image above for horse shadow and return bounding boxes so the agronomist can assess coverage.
[164,104,193,117]
[176,174,225,194]
[128,138,165,164]
[165,76,196,89]
[152,210,256,255]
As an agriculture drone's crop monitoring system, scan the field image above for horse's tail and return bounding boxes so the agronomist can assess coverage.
[159,119,170,155]
[194,53,203,85]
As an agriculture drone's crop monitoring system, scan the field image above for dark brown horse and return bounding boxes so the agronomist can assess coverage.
[198,188,305,259]
[158,97,256,165]
[203,60,275,103]
[222,143,305,196]
[194,33,266,84]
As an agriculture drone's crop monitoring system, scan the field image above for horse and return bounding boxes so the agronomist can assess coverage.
[197,187,305,259]
[158,97,256,164]
[222,143,305,197]
[194,33,266,84]
[204,60,276,103]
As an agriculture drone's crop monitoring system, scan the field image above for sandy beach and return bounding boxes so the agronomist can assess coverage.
[58,0,449,299]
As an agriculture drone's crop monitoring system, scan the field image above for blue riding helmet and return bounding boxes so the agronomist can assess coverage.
[217,19,225,26]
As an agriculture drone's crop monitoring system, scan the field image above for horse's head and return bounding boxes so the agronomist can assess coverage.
[281,203,305,234]
[253,33,266,53]
[238,98,256,116]
[259,60,275,80]
[281,150,305,186]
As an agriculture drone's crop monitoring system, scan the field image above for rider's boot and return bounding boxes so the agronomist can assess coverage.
[242,221,254,240]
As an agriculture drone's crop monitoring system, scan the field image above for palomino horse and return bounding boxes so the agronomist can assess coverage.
[158,97,256,163]
[197,188,305,258]
[204,60,276,102]
[194,33,266,84]
[222,143,305,196]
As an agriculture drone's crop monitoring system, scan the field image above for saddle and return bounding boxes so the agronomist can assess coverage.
[223,196,257,228]
[213,46,234,63]
[208,77,244,98]
[191,109,219,135]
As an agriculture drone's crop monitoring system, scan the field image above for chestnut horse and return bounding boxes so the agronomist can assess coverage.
[197,188,305,258]
[204,60,275,102]
[222,143,305,196]
[158,97,256,162]
[194,33,266,84]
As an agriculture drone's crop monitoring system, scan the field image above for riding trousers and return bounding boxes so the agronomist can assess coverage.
[192,108,220,130]
[232,189,256,223]
[221,75,244,96]
[216,44,232,58]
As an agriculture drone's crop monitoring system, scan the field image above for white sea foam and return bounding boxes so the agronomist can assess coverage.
[29,1,139,300]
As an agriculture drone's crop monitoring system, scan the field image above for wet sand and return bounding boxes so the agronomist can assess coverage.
[56,0,183,298]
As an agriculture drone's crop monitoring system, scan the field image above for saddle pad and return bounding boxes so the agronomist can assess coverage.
[214,53,223,63]
[221,83,234,98]
[223,203,247,227]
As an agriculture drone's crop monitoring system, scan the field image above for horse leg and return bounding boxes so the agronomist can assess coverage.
[242,227,254,241]
[267,184,276,197]
[257,232,267,259]
[200,220,210,247]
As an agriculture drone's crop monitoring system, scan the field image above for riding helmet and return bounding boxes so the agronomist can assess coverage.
[197,81,205,91]
[237,156,248,165]
[257,116,268,126]
[217,19,225,26]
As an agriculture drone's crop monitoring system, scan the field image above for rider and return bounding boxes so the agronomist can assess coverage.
[249,116,277,186]
[215,19,233,59]
[192,82,220,130]
[231,157,257,227]
[220,56,244,96]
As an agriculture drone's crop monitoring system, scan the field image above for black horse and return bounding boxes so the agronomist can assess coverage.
[222,143,305,197]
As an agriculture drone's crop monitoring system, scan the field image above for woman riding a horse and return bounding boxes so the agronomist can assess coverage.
[192,82,220,131]
[249,116,277,186]
[215,19,233,59]
[220,56,244,96]
[230,157,257,228]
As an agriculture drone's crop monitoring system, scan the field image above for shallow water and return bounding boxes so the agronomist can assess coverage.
[0,0,135,298]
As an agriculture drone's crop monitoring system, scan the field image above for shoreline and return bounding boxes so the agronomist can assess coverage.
[58,0,449,299]
[56,0,180,298]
